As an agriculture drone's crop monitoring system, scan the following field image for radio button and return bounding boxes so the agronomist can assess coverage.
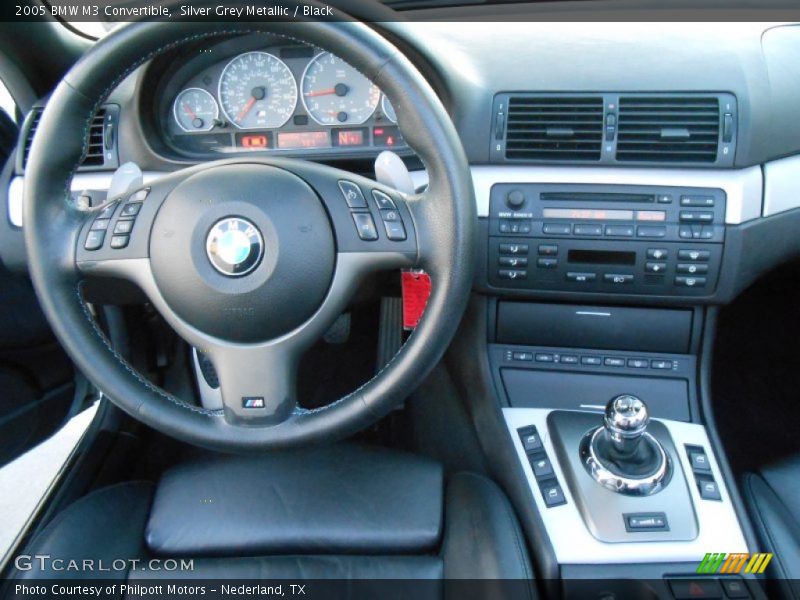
[537,258,558,269]
[677,263,708,275]
[679,225,693,239]
[628,358,650,369]
[647,248,669,260]
[605,225,634,237]
[581,356,602,366]
[498,269,527,280]
[645,262,667,274]
[675,276,707,288]
[604,357,626,367]
[680,211,714,223]
[499,256,528,267]
[636,226,666,238]
[566,272,596,283]
[543,223,572,235]
[499,243,529,255]
[656,194,673,204]
[651,360,674,370]
[604,273,634,284]
[561,355,579,364]
[678,249,710,261]
[680,196,715,207]
[538,244,558,256]
[573,224,603,236]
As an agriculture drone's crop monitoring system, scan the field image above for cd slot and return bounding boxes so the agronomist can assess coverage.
[540,192,655,203]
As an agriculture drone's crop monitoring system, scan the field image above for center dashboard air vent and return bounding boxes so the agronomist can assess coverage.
[503,96,604,162]
[491,92,737,167]
[16,104,120,173]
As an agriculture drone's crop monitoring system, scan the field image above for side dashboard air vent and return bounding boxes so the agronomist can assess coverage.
[616,96,720,163]
[504,96,604,162]
[18,104,119,172]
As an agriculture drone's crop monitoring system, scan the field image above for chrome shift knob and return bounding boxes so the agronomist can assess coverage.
[604,394,649,456]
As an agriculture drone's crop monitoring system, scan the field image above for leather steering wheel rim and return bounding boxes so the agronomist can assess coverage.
[23,17,475,451]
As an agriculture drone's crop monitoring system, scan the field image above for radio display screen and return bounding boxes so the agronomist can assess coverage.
[568,249,636,266]
[542,208,666,222]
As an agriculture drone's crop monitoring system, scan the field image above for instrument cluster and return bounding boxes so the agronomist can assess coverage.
[159,38,405,158]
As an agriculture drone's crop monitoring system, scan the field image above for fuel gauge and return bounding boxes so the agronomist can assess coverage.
[173,88,219,132]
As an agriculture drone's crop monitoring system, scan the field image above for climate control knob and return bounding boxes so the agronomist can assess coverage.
[506,190,525,209]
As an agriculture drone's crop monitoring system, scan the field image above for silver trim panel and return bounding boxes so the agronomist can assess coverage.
[410,165,763,224]
[763,154,800,217]
[504,407,748,564]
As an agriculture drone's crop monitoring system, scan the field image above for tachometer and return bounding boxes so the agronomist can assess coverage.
[301,52,380,126]
[173,88,218,132]
[218,51,297,129]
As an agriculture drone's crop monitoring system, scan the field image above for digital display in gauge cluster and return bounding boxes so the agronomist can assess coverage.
[166,44,404,157]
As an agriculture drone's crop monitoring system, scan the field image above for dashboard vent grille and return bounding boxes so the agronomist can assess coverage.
[616,96,720,163]
[21,106,110,170]
[505,96,604,161]
[21,108,43,169]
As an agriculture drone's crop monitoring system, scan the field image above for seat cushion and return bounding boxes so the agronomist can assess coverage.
[146,444,444,557]
[743,455,800,599]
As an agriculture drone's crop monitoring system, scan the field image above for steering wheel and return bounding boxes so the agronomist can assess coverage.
[23,18,475,451]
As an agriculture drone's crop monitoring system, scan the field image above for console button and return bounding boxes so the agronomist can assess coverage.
[681,195,715,207]
[84,230,105,251]
[668,579,723,599]
[680,210,714,223]
[90,219,110,231]
[529,455,555,480]
[543,223,571,235]
[656,194,673,204]
[678,249,710,262]
[690,451,712,473]
[698,478,722,501]
[625,512,668,531]
[677,263,708,275]
[603,273,633,284]
[383,220,407,241]
[372,189,397,210]
[540,482,566,507]
[498,269,527,280]
[645,262,667,274]
[512,352,533,361]
[679,225,693,239]
[499,243,529,255]
[651,360,674,369]
[537,258,558,269]
[637,225,666,238]
[627,358,649,369]
[605,225,634,237]
[538,244,558,256]
[566,272,596,283]
[604,357,625,367]
[338,181,367,208]
[110,235,129,249]
[581,356,602,366]
[647,248,668,260]
[499,256,528,267]
[113,220,134,234]
[352,213,378,240]
[675,276,707,288]
[560,355,579,364]
[721,578,751,599]
[535,353,554,363]
[120,202,142,218]
[573,224,602,236]
[518,426,543,453]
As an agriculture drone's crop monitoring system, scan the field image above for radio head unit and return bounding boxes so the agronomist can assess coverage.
[487,183,725,296]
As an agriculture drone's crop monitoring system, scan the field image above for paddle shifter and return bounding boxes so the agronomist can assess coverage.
[580,394,671,496]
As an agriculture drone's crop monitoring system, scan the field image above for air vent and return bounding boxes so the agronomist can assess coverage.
[504,96,604,162]
[19,105,118,172]
[616,96,720,163]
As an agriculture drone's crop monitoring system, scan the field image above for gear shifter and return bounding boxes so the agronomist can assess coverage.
[580,394,671,496]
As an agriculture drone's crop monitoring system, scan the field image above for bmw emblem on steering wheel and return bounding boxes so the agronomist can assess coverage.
[205,217,264,277]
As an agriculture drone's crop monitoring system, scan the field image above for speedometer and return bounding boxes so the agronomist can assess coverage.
[218,51,297,129]
[301,52,380,126]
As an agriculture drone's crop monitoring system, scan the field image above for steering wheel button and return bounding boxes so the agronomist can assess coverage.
[90,219,110,231]
[114,220,134,235]
[110,235,129,249]
[352,212,378,241]
[372,190,397,210]
[130,188,149,202]
[120,202,142,217]
[381,209,400,222]
[84,230,105,251]
[383,220,406,241]
[338,181,367,209]
[98,202,117,219]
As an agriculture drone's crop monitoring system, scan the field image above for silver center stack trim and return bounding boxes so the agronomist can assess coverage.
[503,407,748,565]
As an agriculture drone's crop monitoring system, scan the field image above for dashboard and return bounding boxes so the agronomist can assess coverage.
[149,35,407,160]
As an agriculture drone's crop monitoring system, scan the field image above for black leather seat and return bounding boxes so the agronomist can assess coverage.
[14,445,535,596]
[743,454,800,599]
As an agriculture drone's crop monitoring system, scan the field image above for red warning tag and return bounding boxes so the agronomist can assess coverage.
[401,270,431,330]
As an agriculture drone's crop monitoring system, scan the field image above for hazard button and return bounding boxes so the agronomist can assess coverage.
[667,578,723,599]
